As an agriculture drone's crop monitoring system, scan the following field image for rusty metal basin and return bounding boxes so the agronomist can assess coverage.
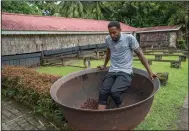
[50,68,160,130]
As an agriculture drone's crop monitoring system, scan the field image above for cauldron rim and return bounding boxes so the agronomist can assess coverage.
[50,67,160,112]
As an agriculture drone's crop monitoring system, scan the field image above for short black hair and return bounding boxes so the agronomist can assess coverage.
[108,21,120,29]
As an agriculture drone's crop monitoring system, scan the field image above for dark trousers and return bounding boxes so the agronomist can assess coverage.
[98,71,132,106]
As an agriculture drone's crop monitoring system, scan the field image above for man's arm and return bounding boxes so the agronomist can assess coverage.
[103,48,110,67]
[98,36,110,70]
[97,48,110,70]
[134,47,156,79]
[128,34,156,80]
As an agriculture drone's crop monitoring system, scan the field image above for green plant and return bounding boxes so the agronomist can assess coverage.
[1,66,66,128]
[177,39,186,49]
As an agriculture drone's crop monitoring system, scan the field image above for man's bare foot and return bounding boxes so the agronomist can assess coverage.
[116,101,125,108]
[98,104,106,110]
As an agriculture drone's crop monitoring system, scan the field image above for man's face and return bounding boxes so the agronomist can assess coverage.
[108,26,121,41]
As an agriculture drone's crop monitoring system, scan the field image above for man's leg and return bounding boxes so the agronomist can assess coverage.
[98,72,116,110]
[111,72,132,108]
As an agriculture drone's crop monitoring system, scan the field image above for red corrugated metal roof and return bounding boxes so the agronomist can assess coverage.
[2,12,138,32]
[2,12,181,33]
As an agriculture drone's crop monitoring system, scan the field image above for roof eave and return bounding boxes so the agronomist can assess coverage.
[1,30,133,35]
[136,26,182,33]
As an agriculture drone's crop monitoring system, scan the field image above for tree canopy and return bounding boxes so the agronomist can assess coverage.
[2,1,188,28]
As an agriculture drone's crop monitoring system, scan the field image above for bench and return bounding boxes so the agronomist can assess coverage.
[143,48,188,52]
[142,54,187,62]
[95,51,106,59]
[133,59,152,65]
[42,50,101,68]
[41,56,66,66]
[150,59,181,69]
[143,50,188,54]
[133,59,181,68]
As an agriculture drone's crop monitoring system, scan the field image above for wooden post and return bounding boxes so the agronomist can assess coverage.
[179,56,186,62]
[61,58,65,66]
[96,51,100,59]
[155,55,162,60]
[40,50,44,66]
[148,60,152,65]
[170,61,181,68]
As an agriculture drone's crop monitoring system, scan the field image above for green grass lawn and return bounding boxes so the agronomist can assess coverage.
[37,56,188,130]
[37,66,83,76]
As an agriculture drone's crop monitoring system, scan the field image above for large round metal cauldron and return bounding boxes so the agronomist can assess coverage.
[50,68,160,130]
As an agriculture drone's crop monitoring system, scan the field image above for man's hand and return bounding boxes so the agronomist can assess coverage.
[149,72,157,80]
[97,48,110,70]
[97,65,106,70]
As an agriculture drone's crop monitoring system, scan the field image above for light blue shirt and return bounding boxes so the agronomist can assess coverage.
[105,33,139,74]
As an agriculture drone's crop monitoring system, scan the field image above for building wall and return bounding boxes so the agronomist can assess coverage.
[169,32,177,48]
[178,30,184,40]
[2,52,41,68]
[139,31,178,48]
[3,31,180,56]
[2,33,108,55]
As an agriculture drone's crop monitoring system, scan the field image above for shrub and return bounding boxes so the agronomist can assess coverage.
[177,39,186,49]
[2,66,67,128]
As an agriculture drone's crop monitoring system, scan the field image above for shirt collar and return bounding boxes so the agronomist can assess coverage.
[118,33,124,42]
[111,33,123,42]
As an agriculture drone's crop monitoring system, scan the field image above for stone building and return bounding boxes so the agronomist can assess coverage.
[2,12,185,55]
[2,12,137,56]
[135,25,184,48]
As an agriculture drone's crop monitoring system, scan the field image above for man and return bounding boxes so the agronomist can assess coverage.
[97,21,157,110]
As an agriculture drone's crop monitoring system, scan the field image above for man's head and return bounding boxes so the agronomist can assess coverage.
[108,21,121,41]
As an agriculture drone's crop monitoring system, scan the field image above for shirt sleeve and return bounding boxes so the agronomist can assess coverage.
[129,34,139,50]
